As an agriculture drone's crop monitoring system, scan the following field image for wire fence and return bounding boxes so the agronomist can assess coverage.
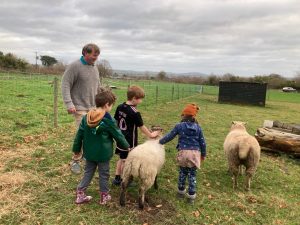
[0,71,203,131]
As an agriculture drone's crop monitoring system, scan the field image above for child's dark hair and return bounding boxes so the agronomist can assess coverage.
[95,87,116,107]
[127,86,145,100]
[181,115,198,124]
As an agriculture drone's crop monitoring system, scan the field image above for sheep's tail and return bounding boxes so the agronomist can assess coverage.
[238,143,251,159]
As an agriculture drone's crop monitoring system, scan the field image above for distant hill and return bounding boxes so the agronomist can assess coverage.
[113,69,208,77]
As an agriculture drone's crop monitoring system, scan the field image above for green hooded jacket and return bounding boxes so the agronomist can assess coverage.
[72,109,129,162]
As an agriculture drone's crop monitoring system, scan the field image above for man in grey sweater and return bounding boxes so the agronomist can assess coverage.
[62,43,101,174]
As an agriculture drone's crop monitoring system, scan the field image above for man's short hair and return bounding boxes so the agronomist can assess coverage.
[82,43,100,56]
[95,87,116,107]
[127,85,145,100]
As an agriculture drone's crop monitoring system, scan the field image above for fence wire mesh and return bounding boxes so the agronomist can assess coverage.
[0,72,202,136]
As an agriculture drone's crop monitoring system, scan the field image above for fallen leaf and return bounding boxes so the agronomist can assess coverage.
[57,216,61,221]
[156,204,162,208]
[279,203,287,208]
[274,219,283,225]
[208,194,213,200]
[193,210,200,217]
[236,202,245,210]
[24,136,34,143]
[246,196,258,203]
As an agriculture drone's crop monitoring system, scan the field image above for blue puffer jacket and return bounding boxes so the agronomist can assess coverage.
[159,122,206,157]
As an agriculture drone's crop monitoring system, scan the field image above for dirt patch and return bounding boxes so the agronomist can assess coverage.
[0,144,40,219]
[0,171,35,219]
[0,146,35,163]
[107,192,184,225]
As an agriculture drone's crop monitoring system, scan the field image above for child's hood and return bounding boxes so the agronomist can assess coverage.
[181,122,199,134]
[87,108,105,128]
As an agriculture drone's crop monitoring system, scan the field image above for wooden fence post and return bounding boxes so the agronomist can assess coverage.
[53,77,58,128]
[156,85,158,104]
[171,85,174,101]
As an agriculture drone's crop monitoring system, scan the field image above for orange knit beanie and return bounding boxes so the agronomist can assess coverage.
[181,103,199,117]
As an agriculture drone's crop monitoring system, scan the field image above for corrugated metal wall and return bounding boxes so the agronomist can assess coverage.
[218,81,267,106]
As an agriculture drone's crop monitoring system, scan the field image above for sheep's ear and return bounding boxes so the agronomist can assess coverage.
[151,125,163,132]
[232,121,236,125]
[242,122,247,126]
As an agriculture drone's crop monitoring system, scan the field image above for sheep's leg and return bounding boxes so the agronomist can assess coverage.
[245,175,251,191]
[120,175,132,206]
[120,182,127,206]
[138,186,146,210]
[232,175,238,189]
[229,164,239,190]
[154,176,158,190]
[239,165,244,176]
[245,166,255,191]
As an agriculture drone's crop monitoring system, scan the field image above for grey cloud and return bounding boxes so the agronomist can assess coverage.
[0,0,299,76]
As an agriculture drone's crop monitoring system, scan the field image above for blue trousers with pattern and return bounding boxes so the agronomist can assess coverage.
[178,166,197,195]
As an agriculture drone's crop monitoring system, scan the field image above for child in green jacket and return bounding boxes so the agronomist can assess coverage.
[73,88,129,205]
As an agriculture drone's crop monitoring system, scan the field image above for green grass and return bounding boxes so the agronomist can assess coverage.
[0,73,300,225]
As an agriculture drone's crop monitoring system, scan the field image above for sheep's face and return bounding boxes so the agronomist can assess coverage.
[230,121,247,131]
[150,125,164,139]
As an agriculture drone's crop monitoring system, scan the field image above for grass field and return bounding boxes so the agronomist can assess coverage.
[0,74,300,225]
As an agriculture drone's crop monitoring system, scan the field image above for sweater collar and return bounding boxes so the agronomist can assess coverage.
[80,56,89,65]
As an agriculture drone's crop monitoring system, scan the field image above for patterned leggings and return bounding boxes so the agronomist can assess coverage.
[178,166,197,195]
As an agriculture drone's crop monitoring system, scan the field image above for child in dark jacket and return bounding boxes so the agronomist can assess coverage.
[72,88,129,205]
[159,103,206,203]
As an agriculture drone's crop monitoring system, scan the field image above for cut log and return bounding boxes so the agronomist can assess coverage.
[255,127,300,155]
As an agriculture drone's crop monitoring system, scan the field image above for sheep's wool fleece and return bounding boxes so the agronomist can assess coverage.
[126,139,165,185]
[224,122,260,162]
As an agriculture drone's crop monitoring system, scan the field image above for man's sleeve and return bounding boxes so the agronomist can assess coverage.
[61,64,76,109]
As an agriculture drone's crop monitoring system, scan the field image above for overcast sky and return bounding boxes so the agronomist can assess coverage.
[0,0,299,77]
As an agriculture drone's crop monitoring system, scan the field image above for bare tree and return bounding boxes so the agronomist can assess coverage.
[97,59,113,79]
[157,71,167,80]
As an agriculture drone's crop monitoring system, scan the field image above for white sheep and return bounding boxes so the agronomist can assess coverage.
[119,139,165,209]
[224,121,261,191]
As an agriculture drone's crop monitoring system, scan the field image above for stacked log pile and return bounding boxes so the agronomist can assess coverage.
[255,120,300,157]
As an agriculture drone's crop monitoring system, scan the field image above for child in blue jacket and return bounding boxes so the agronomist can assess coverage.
[159,103,206,203]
